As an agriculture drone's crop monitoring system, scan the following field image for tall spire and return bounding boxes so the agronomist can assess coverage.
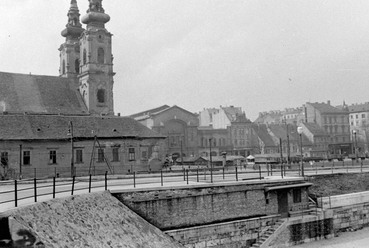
[61,0,84,39]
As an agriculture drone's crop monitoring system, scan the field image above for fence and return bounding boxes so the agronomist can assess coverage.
[1,160,368,211]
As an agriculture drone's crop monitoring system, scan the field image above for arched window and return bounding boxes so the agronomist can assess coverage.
[75,59,80,73]
[62,60,66,74]
[83,49,87,65]
[97,89,105,103]
[97,47,105,64]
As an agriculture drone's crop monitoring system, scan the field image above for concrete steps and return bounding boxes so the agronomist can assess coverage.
[251,219,286,248]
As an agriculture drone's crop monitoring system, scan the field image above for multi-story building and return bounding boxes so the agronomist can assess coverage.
[300,122,329,158]
[348,103,369,154]
[130,105,199,159]
[305,101,351,157]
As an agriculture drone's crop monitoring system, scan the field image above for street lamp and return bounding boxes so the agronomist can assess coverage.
[209,138,213,183]
[67,121,74,177]
[353,130,358,161]
[297,126,304,177]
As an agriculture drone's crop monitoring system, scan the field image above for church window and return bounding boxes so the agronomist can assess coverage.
[75,59,80,73]
[97,89,105,103]
[97,47,105,64]
[83,49,87,64]
[62,60,66,74]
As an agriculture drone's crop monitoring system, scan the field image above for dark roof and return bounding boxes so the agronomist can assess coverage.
[0,71,87,115]
[348,103,369,113]
[307,102,348,114]
[0,114,165,140]
[302,122,328,136]
[252,124,276,147]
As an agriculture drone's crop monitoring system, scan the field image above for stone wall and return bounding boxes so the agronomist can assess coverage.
[165,215,280,248]
[113,179,307,230]
[331,202,369,232]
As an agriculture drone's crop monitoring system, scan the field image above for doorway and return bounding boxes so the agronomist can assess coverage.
[277,190,289,218]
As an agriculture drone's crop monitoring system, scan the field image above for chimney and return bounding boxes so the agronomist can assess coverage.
[117,113,121,116]
[327,100,331,105]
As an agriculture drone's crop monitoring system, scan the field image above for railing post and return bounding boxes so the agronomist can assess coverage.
[197,169,199,182]
[161,170,163,186]
[14,180,18,207]
[34,168,36,179]
[133,172,136,188]
[183,168,186,181]
[223,167,225,180]
[361,160,363,173]
[105,171,108,191]
[89,174,92,193]
[34,178,37,202]
[236,167,238,181]
[71,176,75,195]
[53,177,56,199]
[186,169,189,185]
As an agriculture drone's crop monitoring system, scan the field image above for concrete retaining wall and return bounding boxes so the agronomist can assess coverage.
[318,191,369,209]
[165,215,280,248]
[113,180,308,230]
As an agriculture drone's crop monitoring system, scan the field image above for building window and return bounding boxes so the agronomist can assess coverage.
[97,47,105,64]
[129,148,135,161]
[1,152,8,167]
[49,150,57,164]
[62,60,66,74]
[293,189,302,203]
[362,114,366,118]
[356,114,359,119]
[83,49,87,64]
[141,150,148,160]
[112,148,119,162]
[75,59,80,73]
[97,148,105,162]
[97,89,105,103]
[23,151,31,165]
[76,149,83,163]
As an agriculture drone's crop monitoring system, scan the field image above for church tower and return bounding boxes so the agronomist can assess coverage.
[59,0,84,78]
[79,0,115,115]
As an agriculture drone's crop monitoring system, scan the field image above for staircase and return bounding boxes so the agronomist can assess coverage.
[251,219,286,248]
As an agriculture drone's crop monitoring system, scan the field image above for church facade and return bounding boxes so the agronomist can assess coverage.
[0,0,165,179]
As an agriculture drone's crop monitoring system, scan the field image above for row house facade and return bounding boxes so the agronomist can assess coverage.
[305,101,351,157]
[348,103,369,155]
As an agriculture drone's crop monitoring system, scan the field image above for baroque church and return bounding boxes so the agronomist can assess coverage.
[0,0,165,179]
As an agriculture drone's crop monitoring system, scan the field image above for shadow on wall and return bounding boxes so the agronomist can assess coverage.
[0,217,45,248]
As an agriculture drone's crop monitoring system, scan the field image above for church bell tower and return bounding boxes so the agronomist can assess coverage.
[78,0,115,115]
[59,0,84,78]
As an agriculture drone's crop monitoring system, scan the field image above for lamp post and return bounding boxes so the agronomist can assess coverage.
[297,126,304,177]
[209,138,213,183]
[67,121,74,177]
[353,130,358,161]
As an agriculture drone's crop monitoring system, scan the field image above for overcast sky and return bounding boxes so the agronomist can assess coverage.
[1,0,369,120]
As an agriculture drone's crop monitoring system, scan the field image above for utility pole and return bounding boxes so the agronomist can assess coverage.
[285,121,290,166]
[68,121,74,177]
[209,138,213,183]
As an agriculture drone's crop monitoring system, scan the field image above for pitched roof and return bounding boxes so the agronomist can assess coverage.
[348,103,369,113]
[0,114,165,140]
[252,124,276,147]
[307,102,347,114]
[0,71,87,115]
[222,106,243,122]
[302,122,328,136]
[129,105,170,119]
